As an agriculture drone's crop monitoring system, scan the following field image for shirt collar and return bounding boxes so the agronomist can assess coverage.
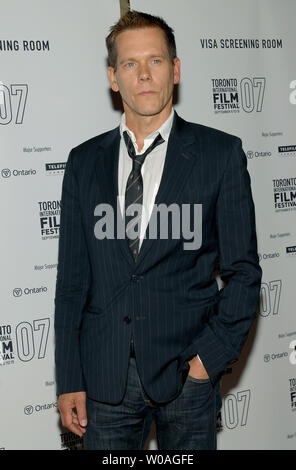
[119,108,174,154]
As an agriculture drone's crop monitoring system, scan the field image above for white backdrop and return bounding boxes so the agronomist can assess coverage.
[1,0,295,450]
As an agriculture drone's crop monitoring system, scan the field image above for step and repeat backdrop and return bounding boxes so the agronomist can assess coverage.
[1,0,295,450]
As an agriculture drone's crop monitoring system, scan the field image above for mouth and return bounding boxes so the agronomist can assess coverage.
[138,91,156,96]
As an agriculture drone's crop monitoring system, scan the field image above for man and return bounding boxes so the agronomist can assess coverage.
[54,11,262,450]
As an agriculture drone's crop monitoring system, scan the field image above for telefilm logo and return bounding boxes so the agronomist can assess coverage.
[273,178,296,212]
[0,82,28,125]
[212,77,265,114]
[278,145,296,157]
[38,200,60,240]
[60,432,83,450]
[0,324,14,367]
[45,162,66,176]
[286,246,296,257]
[289,378,296,411]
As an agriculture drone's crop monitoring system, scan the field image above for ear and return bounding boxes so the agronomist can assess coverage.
[107,66,119,92]
[173,57,181,85]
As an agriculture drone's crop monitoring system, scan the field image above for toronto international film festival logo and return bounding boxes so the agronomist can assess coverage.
[93,199,203,251]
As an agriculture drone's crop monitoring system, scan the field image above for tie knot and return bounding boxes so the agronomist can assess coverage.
[123,131,165,169]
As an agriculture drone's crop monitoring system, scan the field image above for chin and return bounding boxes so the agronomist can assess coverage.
[139,110,161,117]
[136,105,166,117]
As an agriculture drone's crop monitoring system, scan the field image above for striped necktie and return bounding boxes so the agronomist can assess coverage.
[123,130,165,262]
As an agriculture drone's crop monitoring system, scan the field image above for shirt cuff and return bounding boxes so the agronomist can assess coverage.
[196,354,203,365]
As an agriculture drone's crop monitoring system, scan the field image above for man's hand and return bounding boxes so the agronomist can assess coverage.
[188,355,209,379]
[58,391,87,437]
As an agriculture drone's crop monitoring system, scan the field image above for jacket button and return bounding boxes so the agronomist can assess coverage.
[131,274,143,282]
[123,316,132,324]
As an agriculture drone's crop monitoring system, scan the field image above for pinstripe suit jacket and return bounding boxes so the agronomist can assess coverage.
[54,112,262,404]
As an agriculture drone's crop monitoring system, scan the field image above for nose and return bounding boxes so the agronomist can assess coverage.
[138,63,151,81]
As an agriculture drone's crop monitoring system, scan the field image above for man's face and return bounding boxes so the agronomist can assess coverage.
[108,27,180,120]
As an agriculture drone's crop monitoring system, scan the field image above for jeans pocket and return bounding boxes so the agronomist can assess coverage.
[186,374,211,384]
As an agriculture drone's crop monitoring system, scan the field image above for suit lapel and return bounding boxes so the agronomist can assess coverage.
[94,128,135,266]
[136,112,201,267]
[94,112,201,269]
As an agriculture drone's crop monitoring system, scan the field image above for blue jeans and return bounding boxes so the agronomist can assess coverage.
[84,356,221,450]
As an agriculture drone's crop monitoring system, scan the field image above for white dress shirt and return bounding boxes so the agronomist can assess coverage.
[118,108,174,250]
